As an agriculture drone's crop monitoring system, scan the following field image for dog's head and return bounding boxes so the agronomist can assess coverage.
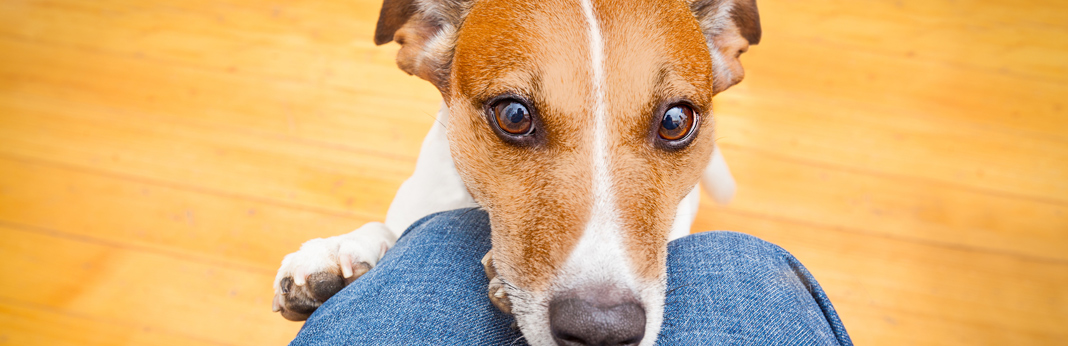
[375,0,759,344]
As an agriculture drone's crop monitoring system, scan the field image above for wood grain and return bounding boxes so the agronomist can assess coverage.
[0,0,1065,344]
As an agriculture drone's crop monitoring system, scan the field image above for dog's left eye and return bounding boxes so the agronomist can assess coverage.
[658,104,696,141]
[492,100,534,135]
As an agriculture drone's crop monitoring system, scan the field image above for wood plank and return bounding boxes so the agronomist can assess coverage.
[0,156,366,270]
[0,224,301,345]
[761,0,1068,83]
[0,92,409,216]
[726,35,1068,144]
[0,300,222,346]
[0,0,397,84]
[692,208,1068,346]
[714,84,1068,205]
[0,36,439,161]
[710,145,1068,261]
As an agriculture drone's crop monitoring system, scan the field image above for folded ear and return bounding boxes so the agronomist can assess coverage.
[374,0,470,94]
[689,0,761,95]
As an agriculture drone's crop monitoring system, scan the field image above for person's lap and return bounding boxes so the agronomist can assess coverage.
[289,208,852,345]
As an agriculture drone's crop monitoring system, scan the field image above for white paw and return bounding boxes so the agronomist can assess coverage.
[272,222,395,321]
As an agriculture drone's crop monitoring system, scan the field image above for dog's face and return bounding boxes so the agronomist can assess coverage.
[448,0,717,343]
[375,0,759,344]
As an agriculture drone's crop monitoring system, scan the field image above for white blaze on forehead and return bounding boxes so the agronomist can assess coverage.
[548,3,666,346]
[503,2,671,345]
[556,0,636,293]
[582,0,611,219]
[517,4,643,345]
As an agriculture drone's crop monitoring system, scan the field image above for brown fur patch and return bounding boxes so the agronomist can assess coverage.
[596,0,716,281]
[443,0,718,293]
[449,0,595,292]
[373,0,418,45]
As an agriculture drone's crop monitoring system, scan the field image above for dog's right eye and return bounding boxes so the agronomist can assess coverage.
[492,100,534,135]
[658,104,696,141]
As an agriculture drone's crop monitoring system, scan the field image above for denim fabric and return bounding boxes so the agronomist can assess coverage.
[658,232,852,345]
[290,208,524,345]
[289,208,852,345]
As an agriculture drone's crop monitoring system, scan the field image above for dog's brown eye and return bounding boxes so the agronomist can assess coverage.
[493,100,533,135]
[659,105,696,141]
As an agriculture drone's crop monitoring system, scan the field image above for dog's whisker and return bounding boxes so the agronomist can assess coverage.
[662,300,687,310]
[665,283,695,296]
[422,110,449,130]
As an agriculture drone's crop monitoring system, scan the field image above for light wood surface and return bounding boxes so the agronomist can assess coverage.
[1,0,1065,344]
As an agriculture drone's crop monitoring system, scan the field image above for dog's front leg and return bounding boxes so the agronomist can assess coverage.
[273,103,478,320]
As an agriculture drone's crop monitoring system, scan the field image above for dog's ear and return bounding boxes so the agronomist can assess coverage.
[688,0,761,95]
[374,0,470,94]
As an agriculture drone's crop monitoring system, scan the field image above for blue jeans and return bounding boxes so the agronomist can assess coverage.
[290,209,852,345]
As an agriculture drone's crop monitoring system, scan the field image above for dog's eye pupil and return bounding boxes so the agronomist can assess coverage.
[494,100,533,135]
[659,105,695,141]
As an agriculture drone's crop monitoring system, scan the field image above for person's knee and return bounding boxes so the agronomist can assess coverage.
[372,207,494,281]
[399,208,490,242]
[668,231,795,269]
[666,231,816,307]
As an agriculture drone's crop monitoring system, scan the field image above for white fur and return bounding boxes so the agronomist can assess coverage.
[273,222,394,294]
[384,102,479,236]
[669,186,702,241]
[702,143,736,204]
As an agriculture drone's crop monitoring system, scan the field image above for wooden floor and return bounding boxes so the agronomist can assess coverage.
[0,0,1065,345]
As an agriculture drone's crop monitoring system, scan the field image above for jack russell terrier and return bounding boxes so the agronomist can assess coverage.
[272,0,760,344]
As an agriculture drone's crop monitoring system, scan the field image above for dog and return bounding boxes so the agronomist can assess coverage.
[272,0,759,344]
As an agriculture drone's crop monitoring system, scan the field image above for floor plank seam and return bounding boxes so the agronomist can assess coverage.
[0,296,244,346]
[718,142,1068,206]
[0,152,380,222]
[708,206,1068,266]
[774,33,1068,87]
[0,32,443,104]
[1,87,423,167]
[0,219,275,275]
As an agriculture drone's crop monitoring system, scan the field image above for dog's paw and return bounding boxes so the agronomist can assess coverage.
[482,251,513,314]
[272,222,395,321]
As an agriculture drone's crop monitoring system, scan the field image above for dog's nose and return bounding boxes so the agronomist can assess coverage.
[548,287,645,346]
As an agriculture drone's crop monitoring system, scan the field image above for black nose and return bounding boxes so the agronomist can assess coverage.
[548,287,645,346]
